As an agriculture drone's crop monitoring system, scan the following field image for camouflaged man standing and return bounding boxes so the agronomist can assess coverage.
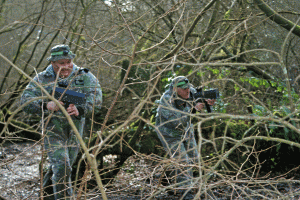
[21,44,102,200]
[155,76,215,199]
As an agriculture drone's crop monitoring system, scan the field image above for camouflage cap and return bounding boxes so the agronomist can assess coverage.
[172,76,190,89]
[47,44,76,62]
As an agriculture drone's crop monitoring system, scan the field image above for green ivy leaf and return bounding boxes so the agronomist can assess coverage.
[224,9,231,20]
[212,69,219,74]
[234,85,240,91]
[277,87,283,92]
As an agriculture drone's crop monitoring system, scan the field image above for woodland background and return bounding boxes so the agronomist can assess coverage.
[1,0,300,199]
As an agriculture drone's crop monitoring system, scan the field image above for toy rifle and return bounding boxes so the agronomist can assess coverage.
[192,88,219,113]
[51,87,86,108]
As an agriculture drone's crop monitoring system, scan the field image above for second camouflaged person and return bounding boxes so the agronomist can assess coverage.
[155,76,215,199]
[20,44,102,200]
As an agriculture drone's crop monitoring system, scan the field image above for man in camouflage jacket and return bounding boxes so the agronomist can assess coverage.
[155,76,215,199]
[21,44,102,200]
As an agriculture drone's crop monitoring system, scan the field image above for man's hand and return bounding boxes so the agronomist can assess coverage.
[47,101,79,116]
[195,102,205,111]
[47,101,64,111]
[67,104,79,116]
[206,99,216,106]
[195,99,216,111]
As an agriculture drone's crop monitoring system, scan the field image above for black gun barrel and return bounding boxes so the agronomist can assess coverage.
[194,88,219,100]
[202,89,219,99]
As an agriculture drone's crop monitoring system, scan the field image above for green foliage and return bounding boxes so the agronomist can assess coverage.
[212,98,227,114]
[200,108,300,174]
[199,119,254,171]
[252,104,268,116]
[248,102,300,172]
[224,9,231,20]
[235,77,300,172]
[240,77,270,88]
[161,70,175,89]
[206,67,231,80]
[240,77,299,101]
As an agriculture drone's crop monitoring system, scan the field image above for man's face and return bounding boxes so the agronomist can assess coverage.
[52,59,73,78]
[176,87,190,99]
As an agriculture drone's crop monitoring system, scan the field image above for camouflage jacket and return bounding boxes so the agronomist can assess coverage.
[155,84,196,137]
[20,64,102,120]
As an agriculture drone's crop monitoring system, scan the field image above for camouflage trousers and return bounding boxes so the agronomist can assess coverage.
[156,126,199,187]
[43,117,84,200]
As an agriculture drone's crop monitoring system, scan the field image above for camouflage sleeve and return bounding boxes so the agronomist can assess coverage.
[157,94,190,128]
[20,76,47,115]
[81,72,102,118]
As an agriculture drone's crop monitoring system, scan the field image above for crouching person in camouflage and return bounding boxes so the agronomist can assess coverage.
[21,44,102,200]
[155,76,215,199]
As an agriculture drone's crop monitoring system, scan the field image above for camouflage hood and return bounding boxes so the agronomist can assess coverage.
[165,76,191,97]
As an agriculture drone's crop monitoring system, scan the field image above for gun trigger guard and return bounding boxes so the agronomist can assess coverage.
[79,68,89,74]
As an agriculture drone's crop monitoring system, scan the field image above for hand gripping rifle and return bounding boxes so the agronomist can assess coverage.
[192,87,219,113]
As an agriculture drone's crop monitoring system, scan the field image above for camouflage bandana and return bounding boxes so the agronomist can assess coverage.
[47,44,76,62]
[176,80,189,89]
[172,76,190,89]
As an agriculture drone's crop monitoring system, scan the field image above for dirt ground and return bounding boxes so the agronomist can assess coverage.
[0,141,41,200]
[0,141,170,200]
[2,141,300,200]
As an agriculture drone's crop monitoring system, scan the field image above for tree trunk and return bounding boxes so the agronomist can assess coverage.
[254,0,300,38]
